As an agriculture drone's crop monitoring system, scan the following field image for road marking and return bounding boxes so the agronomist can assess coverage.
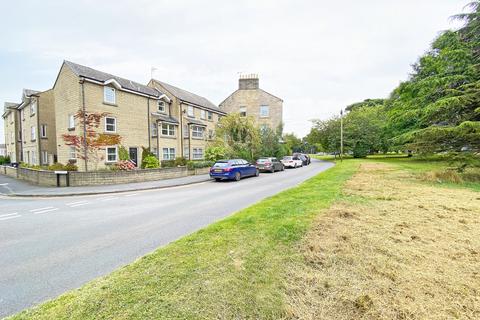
[98,196,119,202]
[33,208,59,214]
[0,215,21,221]
[0,212,19,218]
[66,201,89,206]
[0,183,8,186]
[124,193,138,197]
[30,206,55,212]
[69,202,89,207]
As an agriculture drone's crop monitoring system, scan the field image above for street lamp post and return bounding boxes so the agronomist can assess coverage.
[340,109,344,162]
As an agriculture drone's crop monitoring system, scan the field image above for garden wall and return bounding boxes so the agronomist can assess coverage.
[0,165,209,187]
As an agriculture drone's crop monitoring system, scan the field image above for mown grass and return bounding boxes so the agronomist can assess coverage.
[10,161,359,320]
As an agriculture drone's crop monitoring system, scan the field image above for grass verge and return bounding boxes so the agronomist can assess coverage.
[10,161,358,320]
[286,162,480,319]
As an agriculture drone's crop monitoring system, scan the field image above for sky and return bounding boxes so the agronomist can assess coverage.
[0,0,468,143]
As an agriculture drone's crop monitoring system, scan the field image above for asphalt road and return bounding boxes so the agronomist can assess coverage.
[0,160,333,318]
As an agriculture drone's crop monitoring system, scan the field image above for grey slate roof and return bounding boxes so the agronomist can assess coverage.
[64,61,161,97]
[152,79,224,114]
[151,113,179,124]
[187,118,207,127]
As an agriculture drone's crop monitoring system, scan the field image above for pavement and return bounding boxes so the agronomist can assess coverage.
[0,173,211,197]
[0,159,334,318]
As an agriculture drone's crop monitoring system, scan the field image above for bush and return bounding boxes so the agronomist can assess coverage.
[118,146,130,161]
[187,160,214,170]
[353,142,369,158]
[114,160,136,171]
[143,154,160,169]
[174,157,187,167]
[47,162,78,171]
[205,146,226,162]
[161,160,176,168]
[0,156,10,165]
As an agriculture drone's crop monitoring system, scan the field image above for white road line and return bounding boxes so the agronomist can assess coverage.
[124,193,138,197]
[99,197,119,202]
[0,215,21,221]
[30,206,55,212]
[0,212,19,218]
[66,201,89,206]
[34,208,59,214]
[69,203,89,207]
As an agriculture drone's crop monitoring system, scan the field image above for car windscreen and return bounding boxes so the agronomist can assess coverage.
[283,156,292,160]
[213,162,230,168]
[257,158,269,163]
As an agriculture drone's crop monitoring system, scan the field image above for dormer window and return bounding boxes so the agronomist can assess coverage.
[104,87,116,104]
[158,101,166,113]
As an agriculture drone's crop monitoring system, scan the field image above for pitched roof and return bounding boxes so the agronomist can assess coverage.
[151,79,224,114]
[64,61,161,97]
[23,89,40,97]
[151,113,179,124]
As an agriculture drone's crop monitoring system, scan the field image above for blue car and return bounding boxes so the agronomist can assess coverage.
[210,159,260,181]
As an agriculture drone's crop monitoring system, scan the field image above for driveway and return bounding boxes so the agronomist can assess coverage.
[0,160,333,318]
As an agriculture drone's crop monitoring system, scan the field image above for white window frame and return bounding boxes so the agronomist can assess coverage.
[183,124,189,137]
[260,105,269,117]
[187,106,194,118]
[158,101,166,113]
[192,125,204,138]
[208,129,214,140]
[40,124,47,138]
[239,106,247,117]
[31,126,36,141]
[200,110,206,120]
[104,86,116,104]
[183,146,190,158]
[207,111,213,121]
[106,146,118,163]
[69,146,76,160]
[10,132,14,144]
[105,117,117,133]
[161,123,175,136]
[42,151,48,165]
[21,109,25,121]
[193,148,203,160]
[68,114,75,129]
[162,147,175,160]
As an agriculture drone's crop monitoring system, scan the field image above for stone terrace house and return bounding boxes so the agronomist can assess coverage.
[52,61,173,171]
[2,89,56,165]
[148,79,226,160]
[3,61,226,172]
[219,74,283,130]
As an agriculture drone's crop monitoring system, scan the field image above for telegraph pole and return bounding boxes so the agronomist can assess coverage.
[340,109,344,162]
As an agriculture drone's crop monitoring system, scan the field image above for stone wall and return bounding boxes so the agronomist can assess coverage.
[0,165,208,187]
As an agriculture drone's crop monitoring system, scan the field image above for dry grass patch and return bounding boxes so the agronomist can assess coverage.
[286,163,480,320]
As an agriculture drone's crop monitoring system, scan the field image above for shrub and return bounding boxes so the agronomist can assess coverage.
[205,146,226,162]
[143,154,160,169]
[174,157,187,167]
[118,146,130,161]
[47,162,78,171]
[187,160,214,170]
[161,160,176,168]
[114,160,136,171]
[0,156,10,165]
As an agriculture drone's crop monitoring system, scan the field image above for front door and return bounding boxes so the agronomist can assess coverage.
[129,147,138,167]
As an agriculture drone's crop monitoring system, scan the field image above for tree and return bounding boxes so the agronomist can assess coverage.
[259,126,287,159]
[62,110,121,170]
[214,113,261,161]
[283,133,303,154]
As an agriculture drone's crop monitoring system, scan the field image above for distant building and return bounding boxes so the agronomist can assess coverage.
[219,74,283,130]
[0,143,6,157]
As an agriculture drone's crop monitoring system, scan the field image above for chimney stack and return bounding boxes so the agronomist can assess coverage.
[239,73,259,90]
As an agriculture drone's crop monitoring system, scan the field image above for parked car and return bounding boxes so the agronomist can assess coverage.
[293,153,310,166]
[210,159,259,181]
[281,156,303,168]
[256,157,284,173]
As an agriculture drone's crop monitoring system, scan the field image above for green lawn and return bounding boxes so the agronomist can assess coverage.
[11,161,359,320]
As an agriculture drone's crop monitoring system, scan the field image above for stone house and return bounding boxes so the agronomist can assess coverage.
[2,89,56,165]
[3,61,225,171]
[148,79,226,160]
[219,74,283,131]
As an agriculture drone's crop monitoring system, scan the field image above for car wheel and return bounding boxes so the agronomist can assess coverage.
[281,165,284,171]
[215,178,221,182]
[270,167,275,173]
[255,169,260,177]
[234,172,241,181]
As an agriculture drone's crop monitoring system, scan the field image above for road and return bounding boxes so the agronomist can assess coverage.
[0,160,333,318]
